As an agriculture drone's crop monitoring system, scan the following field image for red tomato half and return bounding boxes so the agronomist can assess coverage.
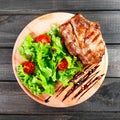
[23,61,35,74]
[35,34,51,44]
[58,58,68,70]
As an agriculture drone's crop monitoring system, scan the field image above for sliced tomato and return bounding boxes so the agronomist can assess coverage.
[58,58,68,70]
[35,34,51,44]
[23,61,35,74]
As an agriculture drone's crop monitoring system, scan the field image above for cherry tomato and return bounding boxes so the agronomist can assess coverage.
[58,58,68,70]
[23,61,35,74]
[35,34,51,44]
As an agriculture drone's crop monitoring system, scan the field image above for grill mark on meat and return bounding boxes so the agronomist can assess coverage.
[92,33,100,42]
[70,14,90,41]
[60,22,81,56]
[69,21,84,57]
[60,14,105,65]
[70,18,81,41]
[85,31,94,40]
[70,22,78,42]
[98,39,104,45]
[83,32,102,64]
[95,23,100,29]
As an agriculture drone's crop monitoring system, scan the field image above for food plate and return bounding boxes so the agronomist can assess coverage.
[12,12,108,107]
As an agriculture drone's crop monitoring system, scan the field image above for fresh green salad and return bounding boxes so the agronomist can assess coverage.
[17,25,83,95]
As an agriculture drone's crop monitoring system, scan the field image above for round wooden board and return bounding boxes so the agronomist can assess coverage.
[12,12,108,108]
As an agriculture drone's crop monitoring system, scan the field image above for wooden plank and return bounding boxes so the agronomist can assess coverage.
[107,45,120,77]
[0,12,120,47]
[0,0,120,14]
[0,15,38,47]
[0,77,120,114]
[0,48,12,64]
[0,45,119,81]
[0,112,120,120]
[0,64,15,81]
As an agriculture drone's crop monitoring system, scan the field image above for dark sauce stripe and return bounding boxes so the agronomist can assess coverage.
[55,85,63,92]
[70,71,84,82]
[57,64,98,98]
[45,96,51,103]
[62,65,99,101]
[83,65,91,71]
[72,71,99,99]
[77,74,104,100]
[44,64,99,103]
[55,71,83,97]
[62,74,90,101]
[57,65,93,98]
[56,86,67,97]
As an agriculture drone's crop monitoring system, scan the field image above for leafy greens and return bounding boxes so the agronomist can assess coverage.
[17,25,83,95]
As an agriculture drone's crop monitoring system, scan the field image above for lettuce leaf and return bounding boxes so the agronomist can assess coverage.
[18,34,35,60]
[17,25,83,95]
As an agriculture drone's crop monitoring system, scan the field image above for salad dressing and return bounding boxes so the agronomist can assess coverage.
[44,64,104,103]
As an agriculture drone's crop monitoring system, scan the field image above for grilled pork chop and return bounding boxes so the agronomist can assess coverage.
[60,14,105,65]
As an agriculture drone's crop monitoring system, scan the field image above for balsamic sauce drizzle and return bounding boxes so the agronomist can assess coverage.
[56,65,98,98]
[76,74,104,100]
[62,71,99,101]
[44,64,102,103]
[59,64,99,101]
[45,96,51,103]
[72,73,103,99]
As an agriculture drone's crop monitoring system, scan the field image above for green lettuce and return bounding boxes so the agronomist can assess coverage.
[17,25,83,95]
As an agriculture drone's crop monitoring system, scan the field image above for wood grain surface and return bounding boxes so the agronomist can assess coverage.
[0,0,120,14]
[0,113,120,120]
[0,77,119,114]
[1,12,120,47]
[0,0,120,119]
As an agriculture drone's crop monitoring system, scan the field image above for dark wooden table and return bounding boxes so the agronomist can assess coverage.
[0,0,120,119]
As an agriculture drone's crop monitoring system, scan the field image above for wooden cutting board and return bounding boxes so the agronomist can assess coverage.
[12,12,108,107]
